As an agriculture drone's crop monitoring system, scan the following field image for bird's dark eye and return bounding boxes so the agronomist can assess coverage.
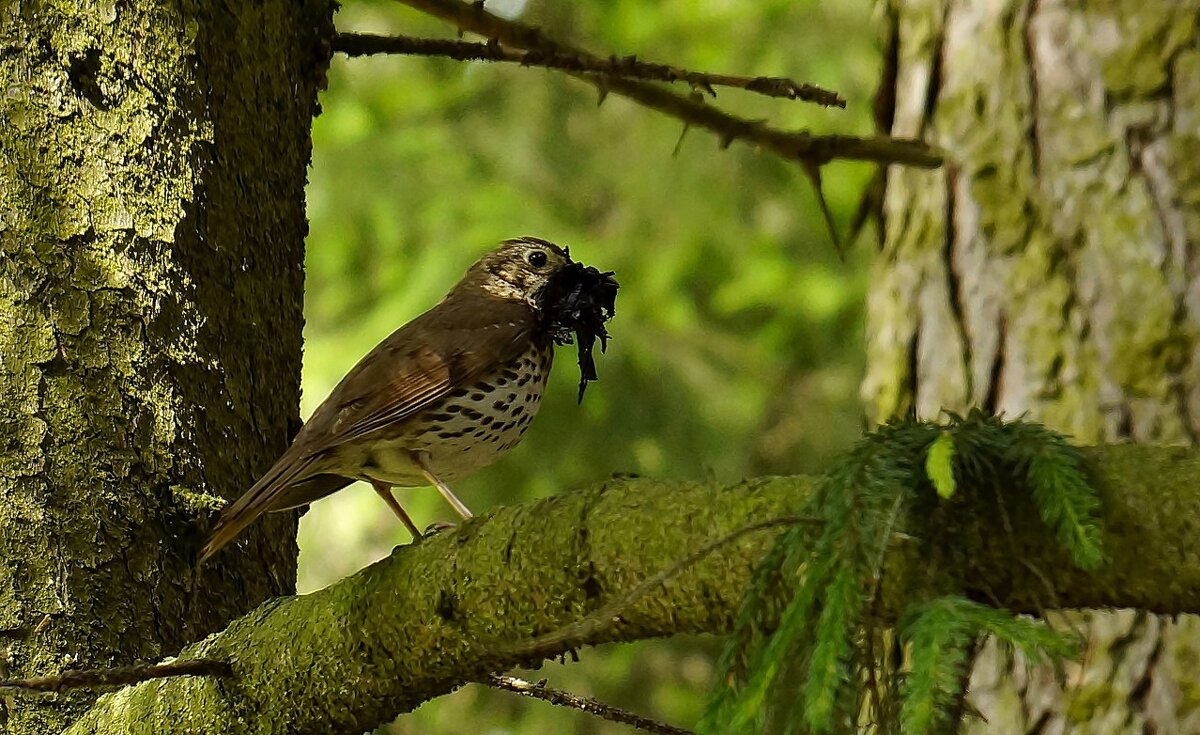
[527,250,548,268]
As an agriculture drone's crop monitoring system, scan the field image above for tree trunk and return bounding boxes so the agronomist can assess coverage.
[866,0,1200,731]
[0,2,332,731]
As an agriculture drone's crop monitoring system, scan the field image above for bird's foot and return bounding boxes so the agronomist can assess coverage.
[422,521,456,538]
[393,522,456,552]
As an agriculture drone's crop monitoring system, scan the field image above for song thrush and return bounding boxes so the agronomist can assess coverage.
[200,237,616,563]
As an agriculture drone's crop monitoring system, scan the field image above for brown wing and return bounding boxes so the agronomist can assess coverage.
[199,291,537,563]
[309,292,538,445]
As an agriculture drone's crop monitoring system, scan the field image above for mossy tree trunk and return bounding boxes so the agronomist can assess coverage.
[866,0,1200,731]
[0,2,332,731]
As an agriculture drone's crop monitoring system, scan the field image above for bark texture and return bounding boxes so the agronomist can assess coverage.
[865,0,1200,730]
[0,1,333,731]
[63,448,1200,734]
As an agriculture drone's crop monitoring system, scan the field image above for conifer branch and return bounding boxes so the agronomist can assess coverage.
[332,33,846,107]
[387,0,943,168]
[706,414,1103,734]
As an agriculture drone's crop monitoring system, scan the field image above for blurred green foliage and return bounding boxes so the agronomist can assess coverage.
[297,0,880,731]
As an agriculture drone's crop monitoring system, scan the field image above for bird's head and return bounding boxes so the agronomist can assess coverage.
[465,236,575,309]
[459,236,618,400]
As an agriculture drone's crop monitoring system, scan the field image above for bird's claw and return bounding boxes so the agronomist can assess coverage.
[422,521,456,538]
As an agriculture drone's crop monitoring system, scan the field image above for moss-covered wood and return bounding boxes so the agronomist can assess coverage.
[866,0,1200,730]
[0,1,333,731]
[60,444,1200,733]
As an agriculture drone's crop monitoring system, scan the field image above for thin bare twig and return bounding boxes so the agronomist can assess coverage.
[499,515,820,660]
[387,0,943,168]
[488,674,694,735]
[332,32,846,107]
[0,659,232,694]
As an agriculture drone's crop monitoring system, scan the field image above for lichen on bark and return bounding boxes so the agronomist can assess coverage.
[0,1,334,730]
[867,0,1200,730]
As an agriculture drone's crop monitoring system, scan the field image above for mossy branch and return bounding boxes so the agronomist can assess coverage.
[65,444,1200,735]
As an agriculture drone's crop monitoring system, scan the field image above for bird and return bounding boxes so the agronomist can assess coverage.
[200,237,585,563]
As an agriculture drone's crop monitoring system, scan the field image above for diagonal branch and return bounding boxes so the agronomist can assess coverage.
[0,660,231,694]
[331,32,846,107]
[65,445,1200,734]
[383,0,943,168]
[487,675,694,735]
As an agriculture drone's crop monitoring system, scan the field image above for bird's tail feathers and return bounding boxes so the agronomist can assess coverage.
[199,455,316,565]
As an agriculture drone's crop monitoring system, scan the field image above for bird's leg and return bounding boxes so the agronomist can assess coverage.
[369,480,422,539]
[411,451,474,519]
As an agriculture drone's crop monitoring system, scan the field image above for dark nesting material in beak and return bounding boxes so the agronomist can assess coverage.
[541,257,619,403]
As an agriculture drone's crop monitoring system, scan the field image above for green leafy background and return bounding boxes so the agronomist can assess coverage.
[297,0,880,731]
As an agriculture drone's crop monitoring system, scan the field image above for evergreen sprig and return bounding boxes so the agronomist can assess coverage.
[944,410,1103,569]
[898,596,1080,735]
[703,411,1102,735]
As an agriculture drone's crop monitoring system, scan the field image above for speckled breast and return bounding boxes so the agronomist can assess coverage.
[358,343,553,486]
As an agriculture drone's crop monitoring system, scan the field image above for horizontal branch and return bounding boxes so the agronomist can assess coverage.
[65,444,1200,734]
[385,0,943,168]
[331,32,846,107]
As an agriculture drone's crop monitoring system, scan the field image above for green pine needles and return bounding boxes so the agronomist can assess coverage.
[703,410,1102,735]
